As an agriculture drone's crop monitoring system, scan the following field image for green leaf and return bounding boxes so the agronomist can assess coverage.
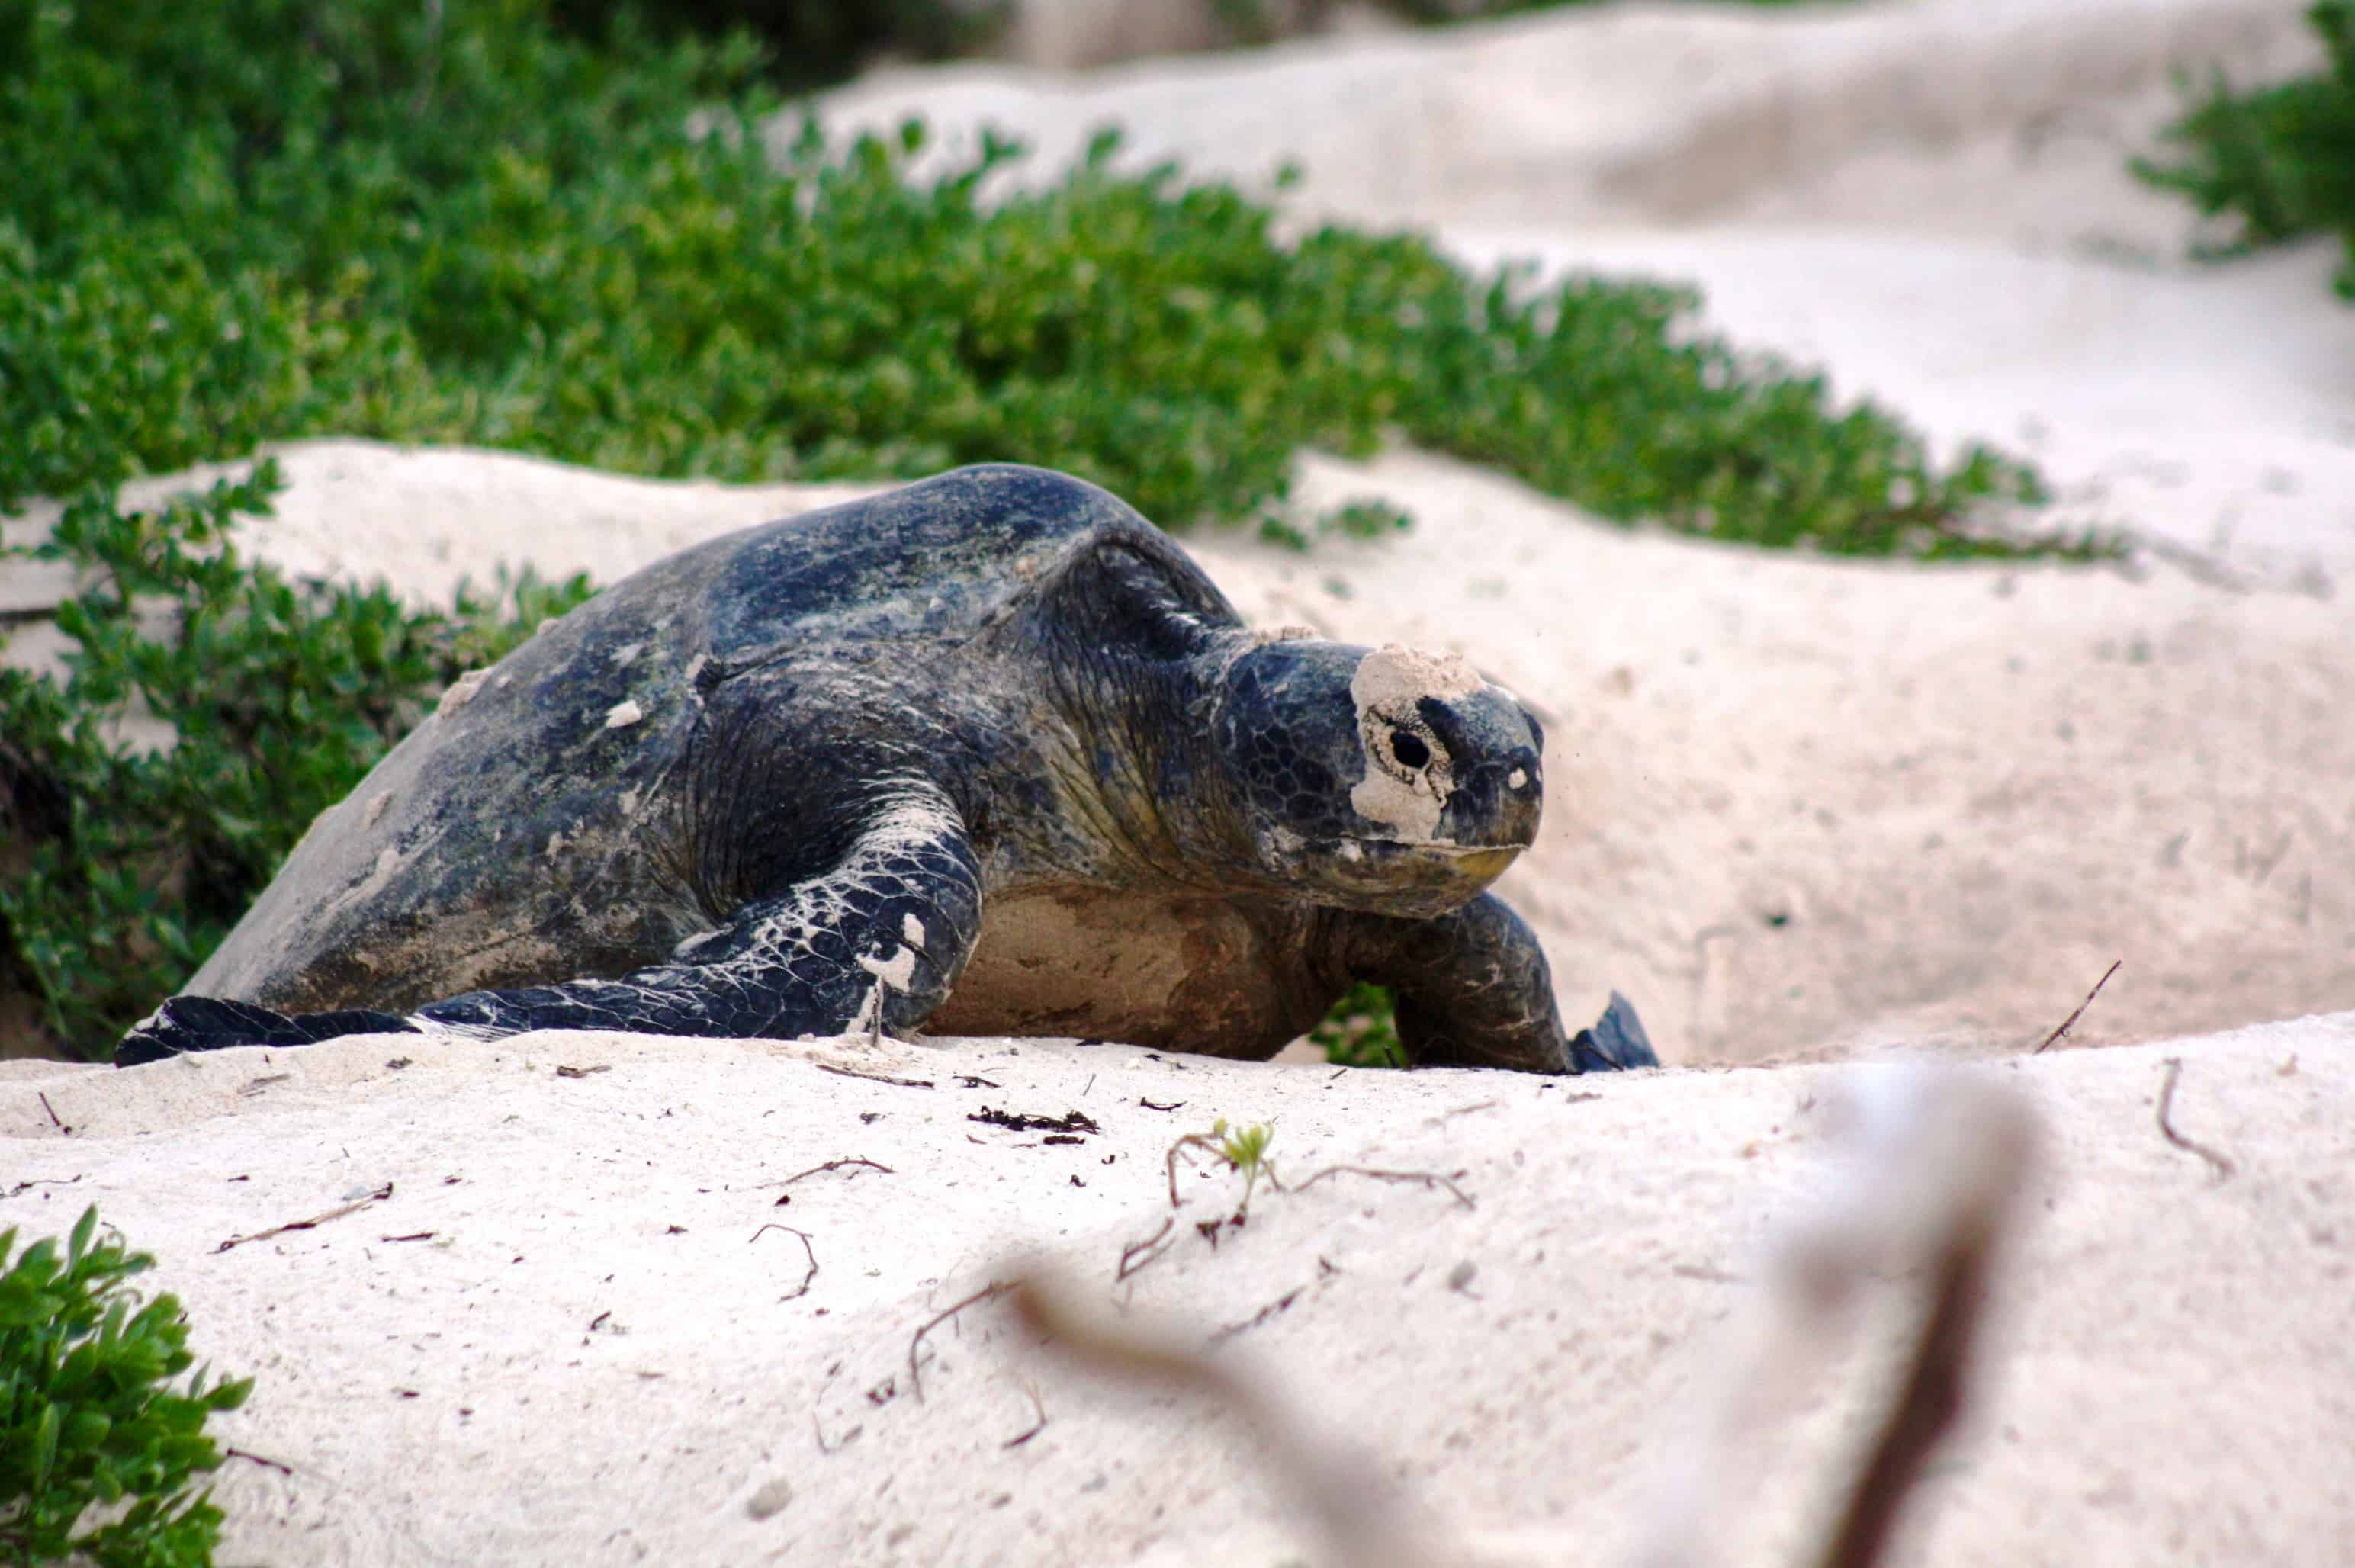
[31,1399,61,1491]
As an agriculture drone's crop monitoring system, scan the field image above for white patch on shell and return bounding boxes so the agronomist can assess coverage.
[618,786,641,818]
[857,946,919,993]
[436,668,493,715]
[1347,643,1480,843]
[1508,767,1530,791]
[408,1017,507,1043]
[545,829,570,860]
[361,792,390,829]
[604,699,644,730]
[609,641,644,667]
[850,982,887,1038]
[901,913,926,946]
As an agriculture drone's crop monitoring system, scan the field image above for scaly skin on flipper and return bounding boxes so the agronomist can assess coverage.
[117,464,1656,1074]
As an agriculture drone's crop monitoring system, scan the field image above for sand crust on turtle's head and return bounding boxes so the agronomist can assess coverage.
[1347,643,1486,844]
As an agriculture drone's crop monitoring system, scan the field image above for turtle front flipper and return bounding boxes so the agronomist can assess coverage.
[1329,892,1659,1075]
[116,792,985,1063]
[413,791,983,1042]
[116,998,420,1065]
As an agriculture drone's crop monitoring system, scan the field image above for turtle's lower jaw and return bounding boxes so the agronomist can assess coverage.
[1295,836,1525,916]
[1402,843,1521,881]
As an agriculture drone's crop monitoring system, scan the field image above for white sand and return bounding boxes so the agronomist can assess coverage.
[3,1,2351,1560]
[4,1017,2350,1563]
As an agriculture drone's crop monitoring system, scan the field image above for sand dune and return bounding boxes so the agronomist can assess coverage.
[3,0,2350,1560]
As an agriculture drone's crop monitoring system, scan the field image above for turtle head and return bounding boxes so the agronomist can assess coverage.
[1210,636,1546,916]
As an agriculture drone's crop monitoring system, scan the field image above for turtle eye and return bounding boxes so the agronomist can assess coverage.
[1388,729,1431,770]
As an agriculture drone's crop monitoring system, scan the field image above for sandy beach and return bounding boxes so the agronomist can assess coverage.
[4,1,2350,1560]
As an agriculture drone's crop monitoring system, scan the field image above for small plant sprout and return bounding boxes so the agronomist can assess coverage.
[1165,1118,1280,1213]
[1214,1119,1277,1207]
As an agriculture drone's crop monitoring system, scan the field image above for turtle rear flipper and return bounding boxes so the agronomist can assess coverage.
[117,790,985,1061]
[1566,991,1659,1072]
[116,997,418,1065]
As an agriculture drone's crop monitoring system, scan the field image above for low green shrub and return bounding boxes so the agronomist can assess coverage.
[1310,981,1409,1068]
[551,0,1007,88]
[2134,0,2355,297]
[1,0,2068,1062]
[550,0,1841,82]
[0,466,590,1059]
[0,1207,250,1568]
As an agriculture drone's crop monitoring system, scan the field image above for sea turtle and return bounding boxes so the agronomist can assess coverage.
[117,464,1656,1075]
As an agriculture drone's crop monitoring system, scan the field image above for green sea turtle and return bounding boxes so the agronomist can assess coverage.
[117,464,1655,1074]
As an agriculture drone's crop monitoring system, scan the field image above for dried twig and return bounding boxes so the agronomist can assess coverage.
[907,1280,1014,1400]
[1001,1382,1049,1448]
[1007,1272,1446,1568]
[1287,1165,1476,1210]
[1633,1068,2040,1568]
[1164,1131,1231,1207]
[1814,1194,2003,1568]
[815,1062,934,1090]
[217,1184,394,1253]
[1116,1217,1178,1282]
[2154,1057,2237,1181]
[223,1447,295,1476]
[2030,959,2121,1053]
[1208,1286,1305,1346]
[37,1092,66,1134]
[749,1223,821,1300]
[780,1156,895,1185]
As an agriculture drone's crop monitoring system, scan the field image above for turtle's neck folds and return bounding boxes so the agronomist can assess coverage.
[975,631,1262,896]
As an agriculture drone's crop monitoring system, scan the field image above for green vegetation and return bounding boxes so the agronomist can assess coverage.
[0,1207,250,1568]
[553,0,1007,88]
[0,0,2062,1062]
[1309,982,1408,1068]
[1386,0,1827,18]
[2135,0,2355,298]
[554,0,1839,81]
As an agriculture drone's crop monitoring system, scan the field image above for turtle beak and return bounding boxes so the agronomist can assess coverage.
[1423,696,1544,851]
[1427,843,1522,882]
[1329,837,1524,917]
